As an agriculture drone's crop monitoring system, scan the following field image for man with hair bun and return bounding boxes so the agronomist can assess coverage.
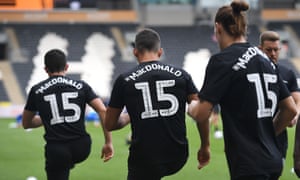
[188,1,298,179]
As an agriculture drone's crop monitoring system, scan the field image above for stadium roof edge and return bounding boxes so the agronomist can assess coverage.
[0,10,138,24]
[262,9,300,22]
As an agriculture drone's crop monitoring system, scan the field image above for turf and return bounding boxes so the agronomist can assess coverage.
[0,117,298,180]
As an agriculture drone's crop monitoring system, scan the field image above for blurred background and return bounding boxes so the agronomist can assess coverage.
[0,0,299,117]
[1,1,300,180]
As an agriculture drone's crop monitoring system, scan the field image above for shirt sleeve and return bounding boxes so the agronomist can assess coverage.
[199,55,233,105]
[83,82,98,103]
[184,70,199,95]
[278,73,292,101]
[287,69,300,92]
[24,88,37,111]
[108,75,125,108]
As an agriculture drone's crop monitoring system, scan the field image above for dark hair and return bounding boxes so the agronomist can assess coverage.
[259,31,280,45]
[215,0,249,38]
[44,49,67,73]
[134,28,161,53]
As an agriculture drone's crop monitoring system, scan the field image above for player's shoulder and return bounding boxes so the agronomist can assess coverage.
[156,61,186,71]
[40,76,89,90]
[54,76,88,88]
[208,52,234,70]
[30,77,51,90]
[277,63,293,72]
[119,61,190,81]
[277,63,298,79]
[214,42,252,59]
[156,61,193,78]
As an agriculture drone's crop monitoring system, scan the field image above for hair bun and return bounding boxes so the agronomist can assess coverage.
[231,0,249,14]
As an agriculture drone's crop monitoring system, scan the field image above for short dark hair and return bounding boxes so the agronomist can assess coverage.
[44,49,67,73]
[134,28,161,53]
[259,31,280,45]
[215,0,249,38]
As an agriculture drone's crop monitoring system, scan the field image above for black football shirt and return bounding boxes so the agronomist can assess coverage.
[25,75,97,142]
[276,63,300,158]
[199,43,290,178]
[109,61,198,165]
[278,64,299,92]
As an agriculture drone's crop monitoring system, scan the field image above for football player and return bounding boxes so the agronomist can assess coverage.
[104,28,210,180]
[188,1,297,179]
[22,49,115,180]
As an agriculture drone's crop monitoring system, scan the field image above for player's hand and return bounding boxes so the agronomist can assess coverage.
[101,143,114,162]
[288,116,298,127]
[197,145,210,170]
[289,118,297,127]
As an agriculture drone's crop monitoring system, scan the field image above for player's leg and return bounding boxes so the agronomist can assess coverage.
[158,158,187,178]
[234,174,268,180]
[127,158,187,180]
[127,163,161,180]
[45,142,72,180]
[70,135,92,164]
[268,172,281,180]
[127,156,161,180]
[234,172,281,180]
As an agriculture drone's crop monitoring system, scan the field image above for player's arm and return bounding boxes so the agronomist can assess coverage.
[294,118,300,177]
[187,94,211,169]
[89,98,112,143]
[294,117,300,177]
[289,91,300,127]
[190,100,212,148]
[89,98,114,162]
[273,96,298,135]
[22,110,43,129]
[104,107,130,131]
[104,75,130,131]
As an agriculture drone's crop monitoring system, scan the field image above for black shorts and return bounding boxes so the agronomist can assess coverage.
[127,158,187,180]
[276,129,288,158]
[233,172,281,180]
[45,135,91,180]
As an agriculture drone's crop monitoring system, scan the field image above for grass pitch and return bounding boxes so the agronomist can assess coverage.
[0,117,298,180]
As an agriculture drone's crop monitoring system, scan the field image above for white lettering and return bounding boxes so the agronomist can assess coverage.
[35,77,83,94]
[232,47,259,71]
[126,63,183,81]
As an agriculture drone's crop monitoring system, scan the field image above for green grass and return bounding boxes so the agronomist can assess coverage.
[0,117,298,180]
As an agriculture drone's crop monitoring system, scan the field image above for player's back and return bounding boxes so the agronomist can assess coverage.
[115,60,197,164]
[206,42,286,177]
[27,75,93,141]
[221,44,280,122]
[123,61,191,121]
[277,63,299,92]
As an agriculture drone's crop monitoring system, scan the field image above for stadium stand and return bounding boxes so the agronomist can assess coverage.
[150,25,218,68]
[1,0,300,117]
[263,0,295,9]
[10,62,33,98]
[0,23,140,100]
[0,22,295,101]
[268,21,300,39]
[0,81,9,101]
